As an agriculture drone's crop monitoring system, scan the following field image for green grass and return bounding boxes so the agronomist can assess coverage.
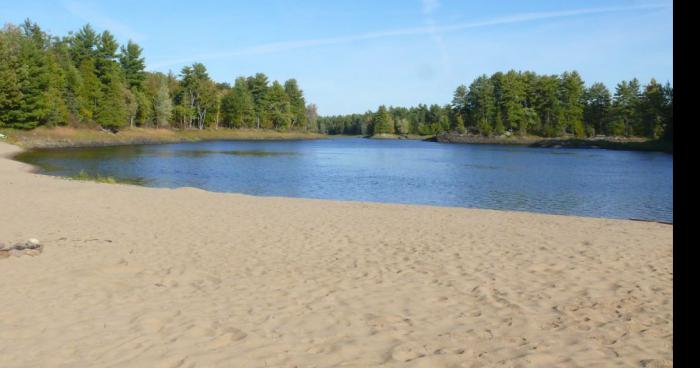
[0,126,326,149]
[69,170,145,185]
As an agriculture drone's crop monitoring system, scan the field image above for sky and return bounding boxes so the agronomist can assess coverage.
[1,0,673,115]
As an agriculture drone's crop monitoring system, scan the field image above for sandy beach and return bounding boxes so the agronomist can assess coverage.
[0,141,672,367]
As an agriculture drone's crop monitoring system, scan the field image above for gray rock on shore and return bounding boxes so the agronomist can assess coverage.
[0,239,43,258]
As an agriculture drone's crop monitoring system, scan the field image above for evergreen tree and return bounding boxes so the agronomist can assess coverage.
[639,78,666,138]
[452,114,466,133]
[284,79,306,129]
[222,77,254,128]
[77,59,102,121]
[95,30,119,84]
[96,69,128,131]
[247,73,270,129]
[268,81,292,129]
[467,75,495,135]
[451,84,468,124]
[44,50,70,126]
[559,71,585,137]
[534,75,561,137]
[372,105,394,134]
[662,83,673,141]
[0,19,674,138]
[583,82,612,135]
[611,79,641,136]
[0,23,50,128]
[119,40,146,90]
[500,70,526,134]
[69,24,98,66]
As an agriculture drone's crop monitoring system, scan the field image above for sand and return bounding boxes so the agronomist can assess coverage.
[0,141,672,367]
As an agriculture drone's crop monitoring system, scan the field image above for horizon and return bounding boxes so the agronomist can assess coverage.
[1,0,673,115]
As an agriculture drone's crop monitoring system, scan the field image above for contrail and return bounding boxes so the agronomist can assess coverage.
[149,2,670,70]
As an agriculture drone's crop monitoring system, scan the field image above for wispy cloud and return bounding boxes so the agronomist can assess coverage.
[62,0,144,42]
[422,0,440,15]
[421,0,452,80]
[149,2,670,70]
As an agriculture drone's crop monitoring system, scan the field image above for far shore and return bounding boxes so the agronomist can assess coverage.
[434,132,673,153]
[1,127,673,153]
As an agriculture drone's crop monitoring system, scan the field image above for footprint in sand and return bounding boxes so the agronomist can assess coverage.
[208,327,247,349]
[390,344,425,362]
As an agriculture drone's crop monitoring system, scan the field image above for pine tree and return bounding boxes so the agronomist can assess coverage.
[77,59,102,121]
[222,77,254,128]
[639,78,666,138]
[247,73,270,129]
[612,80,641,136]
[95,30,119,84]
[534,75,561,137]
[468,75,495,135]
[0,26,23,127]
[0,22,51,128]
[372,105,394,134]
[501,70,526,134]
[583,82,611,136]
[284,79,306,129]
[119,40,146,90]
[96,68,128,131]
[452,114,466,134]
[268,81,292,130]
[70,24,98,66]
[558,71,585,137]
[44,51,70,126]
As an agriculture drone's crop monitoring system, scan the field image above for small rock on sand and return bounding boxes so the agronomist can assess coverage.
[25,240,40,250]
[0,239,43,258]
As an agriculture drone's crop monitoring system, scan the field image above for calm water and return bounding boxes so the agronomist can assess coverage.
[17,138,673,222]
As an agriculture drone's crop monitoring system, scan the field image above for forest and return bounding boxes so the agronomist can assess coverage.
[0,20,317,132]
[319,71,673,140]
[1,20,672,142]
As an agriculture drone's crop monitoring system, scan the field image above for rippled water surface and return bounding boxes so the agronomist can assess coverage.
[17,138,673,222]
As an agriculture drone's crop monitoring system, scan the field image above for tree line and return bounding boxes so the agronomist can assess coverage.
[319,70,673,140]
[0,20,318,131]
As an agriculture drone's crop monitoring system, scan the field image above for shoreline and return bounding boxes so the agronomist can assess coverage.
[0,126,327,149]
[435,132,673,153]
[1,127,673,154]
[0,141,672,367]
[11,141,673,224]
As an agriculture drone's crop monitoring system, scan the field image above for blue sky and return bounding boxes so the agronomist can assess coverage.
[2,0,672,115]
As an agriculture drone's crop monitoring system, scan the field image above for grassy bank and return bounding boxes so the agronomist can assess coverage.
[68,169,147,185]
[0,127,326,149]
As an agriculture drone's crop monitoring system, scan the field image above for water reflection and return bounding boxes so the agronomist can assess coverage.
[16,138,673,222]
